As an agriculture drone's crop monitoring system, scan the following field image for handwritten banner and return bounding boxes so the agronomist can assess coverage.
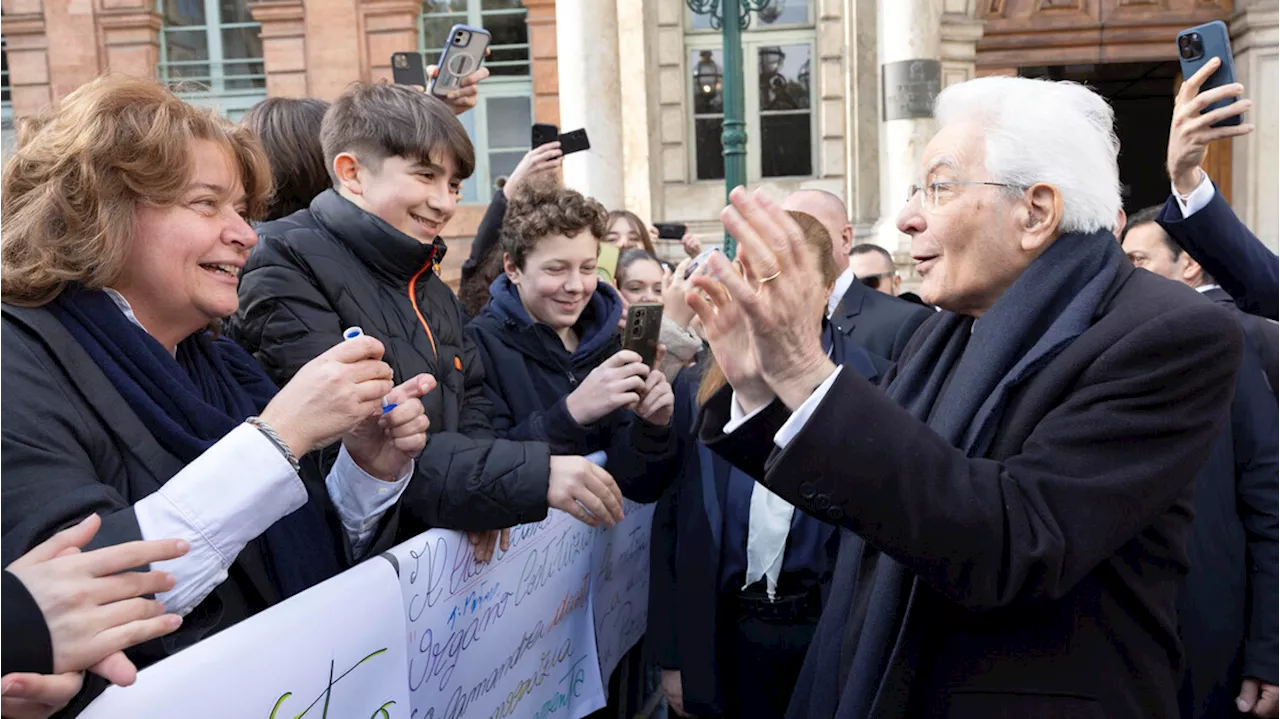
[591,499,654,681]
[80,558,411,719]
[79,507,654,718]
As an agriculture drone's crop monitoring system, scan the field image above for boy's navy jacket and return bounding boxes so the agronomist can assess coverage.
[466,276,678,502]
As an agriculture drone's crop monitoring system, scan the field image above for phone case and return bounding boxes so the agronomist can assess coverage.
[622,303,664,368]
[558,128,591,155]
[532,123,559,148]
[391,52,429,87]
[1177,21,1241,128]
[655,223,687,241]
[432,25,491,98]
[597,242,620,284]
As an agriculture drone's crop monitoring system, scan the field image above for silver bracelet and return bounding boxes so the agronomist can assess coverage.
[246,416,301,473]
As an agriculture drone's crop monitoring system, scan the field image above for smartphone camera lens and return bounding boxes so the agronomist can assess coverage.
[1179,33,1203,61]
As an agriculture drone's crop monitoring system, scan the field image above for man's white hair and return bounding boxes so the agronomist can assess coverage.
[934,76,1122,234]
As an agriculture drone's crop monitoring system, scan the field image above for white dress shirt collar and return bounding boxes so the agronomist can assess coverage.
[828,266,855,318]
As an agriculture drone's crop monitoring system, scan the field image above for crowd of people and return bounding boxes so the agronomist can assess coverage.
[0,51,1275,719]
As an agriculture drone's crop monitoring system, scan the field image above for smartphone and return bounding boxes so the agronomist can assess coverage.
[597,242,620,284]
[622,303,664,367]
[532,123,559,149]
[654,223,687,240]
[684,247,720,279]
[391,51,429,87]
[1176,21,1241,128]
[431,25,491,99]
[558,128,591,155]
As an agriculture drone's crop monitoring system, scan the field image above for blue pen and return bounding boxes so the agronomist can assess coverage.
[342,327,397,413]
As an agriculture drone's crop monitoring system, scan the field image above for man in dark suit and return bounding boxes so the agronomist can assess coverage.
[1123,209,1279,719]
[1156,59,1276,321]
[782,190,932,362]
[683,76,1243,718]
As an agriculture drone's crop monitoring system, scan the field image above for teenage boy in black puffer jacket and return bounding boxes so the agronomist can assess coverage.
[231,83,623,540]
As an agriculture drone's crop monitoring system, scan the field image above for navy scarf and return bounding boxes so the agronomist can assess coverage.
[790,230,1128,719]
[48,286,344,599]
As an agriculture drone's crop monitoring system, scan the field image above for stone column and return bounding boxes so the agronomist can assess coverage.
[872,0,941,256]
[523,0,559,126]
[304,0,363,101]
[360,0,419,84]
[616,0,660,222]
[96,4,161,84]
[44,0,100,98]
[1230,0,1279,251]
[554,0,624,208]
[843,0,879,237]
[2,1,52,120]
[249,0,308,98]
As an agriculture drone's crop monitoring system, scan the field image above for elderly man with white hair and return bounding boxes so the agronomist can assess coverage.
[686,77,1243,718]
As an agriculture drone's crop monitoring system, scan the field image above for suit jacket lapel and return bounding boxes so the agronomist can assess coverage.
[833,281,867,337]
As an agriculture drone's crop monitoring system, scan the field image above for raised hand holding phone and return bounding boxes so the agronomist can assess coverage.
[1168,54,1254,196]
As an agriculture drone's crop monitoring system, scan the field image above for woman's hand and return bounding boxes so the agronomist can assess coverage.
[6,514,188,687]
[564,350,651,426]
[0,672,84,719]
[343,374,436,482]
[547,456,624,528]
[259,336,394,458]
[680,232,702,258]
[687,261,774,412]
[504,143,563,199]
[662,259,698,330]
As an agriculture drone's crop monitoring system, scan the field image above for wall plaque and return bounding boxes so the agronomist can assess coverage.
[882,59,942,121]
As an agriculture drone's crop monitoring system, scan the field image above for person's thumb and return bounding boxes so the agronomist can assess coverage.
[393,373,438,402]
[1239,678,1261,713]
[90,652,138,687]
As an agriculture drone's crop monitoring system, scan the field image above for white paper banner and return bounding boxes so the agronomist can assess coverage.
[591,498,654,682]
[80,558,410,719]
[78,505,655,718]
[387,510,608,719]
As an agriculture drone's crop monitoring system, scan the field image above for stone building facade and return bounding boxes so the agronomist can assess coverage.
[2,0,1276,285]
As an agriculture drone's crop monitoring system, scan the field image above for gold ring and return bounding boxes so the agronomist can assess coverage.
[759,270,782,283]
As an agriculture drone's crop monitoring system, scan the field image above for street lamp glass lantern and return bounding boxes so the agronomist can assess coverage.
[695,50,722,96]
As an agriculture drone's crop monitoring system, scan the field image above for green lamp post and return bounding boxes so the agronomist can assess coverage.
[686,0,773,260]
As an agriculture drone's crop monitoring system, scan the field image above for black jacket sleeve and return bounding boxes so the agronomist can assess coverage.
[1231,336,1280,683]
[1156,187,1280,321]
[453,295,498,441]
[603,414,678,504]
[460,190,508,289]
[708,301,1241,611]
[1,571,53,676]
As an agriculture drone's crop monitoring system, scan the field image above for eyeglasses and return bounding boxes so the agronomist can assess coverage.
[859,272,896,290]
[907,181,1026,211]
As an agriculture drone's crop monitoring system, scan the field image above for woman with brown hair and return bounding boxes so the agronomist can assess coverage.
[240,97,331,222]
[2,76,431,713]
[605,209,658,254]
[646,210,886,719]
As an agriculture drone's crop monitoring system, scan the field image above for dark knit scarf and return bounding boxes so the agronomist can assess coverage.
[791,229,1128,719]
[49,285,343,599]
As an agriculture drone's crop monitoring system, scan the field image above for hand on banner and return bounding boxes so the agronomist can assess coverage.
[548,456,624,528]
[343,373,435,482]
[466,528,512,564]
[6,514,188,687]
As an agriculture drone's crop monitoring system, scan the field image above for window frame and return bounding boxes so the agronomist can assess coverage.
[420,0,533,204]
[683,28,819,183]
[156,0,266,120]
[1,33,12,128]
